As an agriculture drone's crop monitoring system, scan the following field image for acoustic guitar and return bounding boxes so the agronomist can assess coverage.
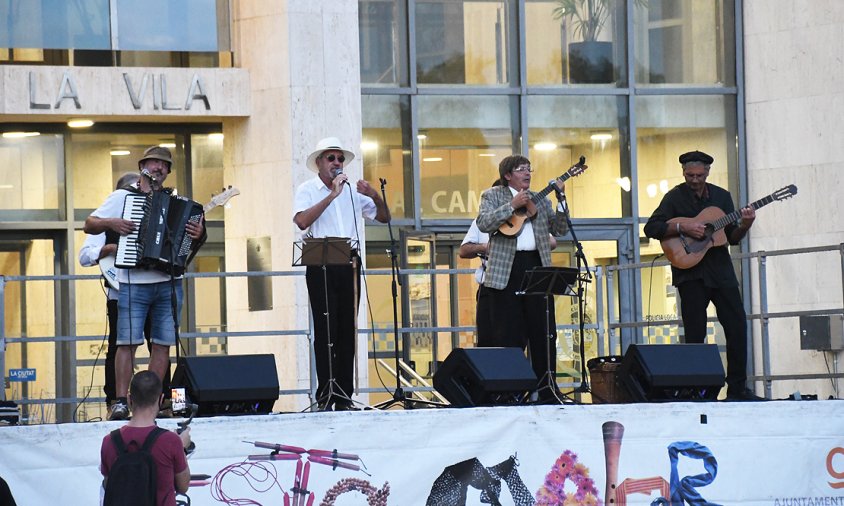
[98,185,240,289]
[661,184,797,269]
[497,158,588,236]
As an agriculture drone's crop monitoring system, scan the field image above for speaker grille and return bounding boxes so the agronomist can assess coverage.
[433,348,537,407]
[617,344,725,402]
[172,354,279,415]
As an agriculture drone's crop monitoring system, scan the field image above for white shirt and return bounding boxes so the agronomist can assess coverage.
[79,232,119,300]
[293,177,378,242]
[90,188,176,285]
[509,186,537,251]
[461,220,489,284]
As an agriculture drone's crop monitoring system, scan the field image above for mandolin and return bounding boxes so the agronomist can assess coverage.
[497,157,588,236]
[661,184,797,269]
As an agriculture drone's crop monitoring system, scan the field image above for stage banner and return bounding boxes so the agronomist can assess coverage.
[0,401,842,505]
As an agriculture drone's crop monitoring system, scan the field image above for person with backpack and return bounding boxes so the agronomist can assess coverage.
[100,370,191,506]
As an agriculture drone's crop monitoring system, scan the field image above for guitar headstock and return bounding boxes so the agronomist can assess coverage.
[563,160,588,180]
[205,186,241,212]
[772,184,797,201]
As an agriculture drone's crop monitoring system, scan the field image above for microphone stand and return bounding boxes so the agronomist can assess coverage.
[373,179,442,409]
[556,188,592,395]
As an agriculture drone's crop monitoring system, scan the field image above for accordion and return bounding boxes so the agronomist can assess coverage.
[115,190,204,276]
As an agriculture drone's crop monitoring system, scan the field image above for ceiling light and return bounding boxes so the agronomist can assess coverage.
[110,150,131,156]
[2,131,40,138]
[422,157,443,162]
[208,133,224,141]
[417,134,428,140]
[646,183,657,198]
[158,142,176,148]
[659,180,669,194]
[616,177,631,192]
[360,141,378,151]
[590,132,613,141]
[478,153,496,157]
[534,142,557,151]
[67,119,94,128]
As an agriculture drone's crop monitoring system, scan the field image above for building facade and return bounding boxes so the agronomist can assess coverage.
[1,0,841,421]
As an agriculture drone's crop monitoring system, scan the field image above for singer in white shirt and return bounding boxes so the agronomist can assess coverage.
[293,137,390,411]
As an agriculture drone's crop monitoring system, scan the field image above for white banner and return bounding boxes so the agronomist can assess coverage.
[0,401,842,505]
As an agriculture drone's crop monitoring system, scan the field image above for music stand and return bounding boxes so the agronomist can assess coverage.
[518,266,579,404]
[293,237,359,411]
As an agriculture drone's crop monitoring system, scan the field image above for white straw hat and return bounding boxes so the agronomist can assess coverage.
[305,137,356,172]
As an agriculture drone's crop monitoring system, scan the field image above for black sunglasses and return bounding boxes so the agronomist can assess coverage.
[324,154,345,163]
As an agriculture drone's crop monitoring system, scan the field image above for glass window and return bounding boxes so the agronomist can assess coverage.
[526,0,630,86]
[0,133,64,220]
[361,95,412,219]
[116,0,227,52]
[0,0,110,50]
[191,133,226,221]
[360,0,408,86]
[635,95,738,221]
[634,0,735,86]
[415,0,512,86]
[527,95,628,218]
[417,95,516,219]
[70,133,186,220]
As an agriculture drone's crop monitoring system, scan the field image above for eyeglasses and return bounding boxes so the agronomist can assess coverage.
[512,165,533,173]
[324,154,345,163]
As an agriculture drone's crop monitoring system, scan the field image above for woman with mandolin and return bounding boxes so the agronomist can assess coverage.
[476,155,578,402]
[644,150,764,401]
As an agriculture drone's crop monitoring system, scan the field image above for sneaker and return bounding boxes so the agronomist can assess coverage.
[108,401,129,421]
[726,388,766,401]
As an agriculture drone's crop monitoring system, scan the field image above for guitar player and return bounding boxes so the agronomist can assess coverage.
[643,150,763,401]
[476,155,570,402]
[79,172,171,416]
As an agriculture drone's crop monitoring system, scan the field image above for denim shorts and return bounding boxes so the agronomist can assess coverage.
[117,281,183,346]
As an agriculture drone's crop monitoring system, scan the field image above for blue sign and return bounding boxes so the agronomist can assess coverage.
[9,368,36,382]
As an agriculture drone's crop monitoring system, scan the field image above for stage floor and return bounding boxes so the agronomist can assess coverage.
[1,400,842,505]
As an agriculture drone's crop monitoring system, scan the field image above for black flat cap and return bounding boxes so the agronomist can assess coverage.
[679,150,714,165]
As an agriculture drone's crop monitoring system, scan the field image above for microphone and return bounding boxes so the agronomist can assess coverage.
[141,169,157,183]
[550,180,566,201]
[333,168,350,185]
[551,180,568,214]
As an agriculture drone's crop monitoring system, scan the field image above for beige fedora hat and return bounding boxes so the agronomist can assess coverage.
[305,137,356,172]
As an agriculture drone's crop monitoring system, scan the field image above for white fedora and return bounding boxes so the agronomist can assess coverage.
[305,137,356,172]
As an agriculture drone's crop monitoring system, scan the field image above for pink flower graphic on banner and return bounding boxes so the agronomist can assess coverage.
[535,450,602,506]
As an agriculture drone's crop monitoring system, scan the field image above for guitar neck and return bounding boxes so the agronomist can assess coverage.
[531,171,575,203]
[712,193,777,231]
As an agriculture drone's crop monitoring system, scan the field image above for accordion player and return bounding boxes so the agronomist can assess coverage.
[115,189,206,276]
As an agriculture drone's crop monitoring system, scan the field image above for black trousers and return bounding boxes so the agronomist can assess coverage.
[677,279,748,392]
[474,286,493,344]
[104,299,167,403]
[306,258,360,404]
[479,251,557,387]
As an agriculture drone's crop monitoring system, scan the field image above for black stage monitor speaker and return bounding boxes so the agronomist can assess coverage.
[433,348,537,407]
[172,354,279,416]
[616,344,725,402]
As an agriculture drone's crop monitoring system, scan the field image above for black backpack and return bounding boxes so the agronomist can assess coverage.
[103,426,166,506]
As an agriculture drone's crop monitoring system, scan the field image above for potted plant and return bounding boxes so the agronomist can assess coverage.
[552,0,622,83]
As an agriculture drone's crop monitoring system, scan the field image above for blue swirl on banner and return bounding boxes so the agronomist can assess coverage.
[652,441,721,506]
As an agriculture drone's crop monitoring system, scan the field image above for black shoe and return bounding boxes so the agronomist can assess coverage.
[333,401,359,411]
[726,388,766,401]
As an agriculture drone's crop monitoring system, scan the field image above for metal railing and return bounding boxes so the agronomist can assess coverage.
[2,243,842,422]
[605,243,844,399]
